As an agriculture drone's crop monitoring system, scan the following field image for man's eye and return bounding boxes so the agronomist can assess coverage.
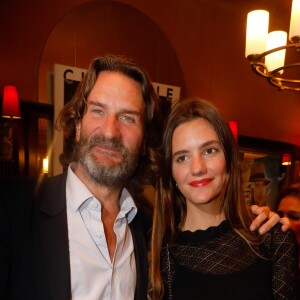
[88,106,104,115]
[120,115,135,123]
[93,109,103,114]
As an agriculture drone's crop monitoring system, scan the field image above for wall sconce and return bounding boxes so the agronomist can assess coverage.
[228,121,238,144]
[42,157,49,174]
[282,153,292,166]
[2,85,21,119]
[0,85,21,161]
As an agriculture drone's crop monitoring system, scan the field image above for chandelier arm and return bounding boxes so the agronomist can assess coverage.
[247,43,300,62]
[250,62,268,78]
[269,77,300,91]
[247,43,300,91]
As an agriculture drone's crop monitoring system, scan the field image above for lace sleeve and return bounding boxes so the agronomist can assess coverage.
[263,224,299,299]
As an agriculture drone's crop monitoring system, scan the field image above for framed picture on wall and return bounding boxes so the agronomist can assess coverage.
[238,135,295,210]
[240,151,284,209]
[52,64,87,175]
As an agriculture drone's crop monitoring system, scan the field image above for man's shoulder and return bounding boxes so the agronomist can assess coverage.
[0,172,67,210]
[0,176,37,208]
[0,172,67,195]
[36,172,67,194]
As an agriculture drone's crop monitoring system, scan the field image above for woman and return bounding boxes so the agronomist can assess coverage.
[276,183,300,275]
[149,98,299,299]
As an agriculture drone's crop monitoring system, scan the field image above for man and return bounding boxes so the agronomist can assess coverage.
[0,55,288,300]
[1,55,161,300]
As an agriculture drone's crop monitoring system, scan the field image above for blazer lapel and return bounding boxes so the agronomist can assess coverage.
[129,211,149,300]
[34,172,71,300]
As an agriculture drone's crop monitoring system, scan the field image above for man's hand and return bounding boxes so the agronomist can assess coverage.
[250,205,290,235]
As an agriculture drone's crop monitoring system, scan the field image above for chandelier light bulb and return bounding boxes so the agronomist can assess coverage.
[265,31,287,74]
[245,10,269,57]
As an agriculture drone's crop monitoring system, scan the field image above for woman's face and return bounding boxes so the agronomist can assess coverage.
[278,195,300,246]
[171,118,227,212]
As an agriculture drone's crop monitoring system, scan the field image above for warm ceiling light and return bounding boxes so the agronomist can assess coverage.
[2,85,21,119]
[282,153,292,166]
[290,0,300,43]
[245,10,269,57]
[245,0,300,91]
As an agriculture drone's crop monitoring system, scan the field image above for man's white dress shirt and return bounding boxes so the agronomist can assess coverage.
[66,164,137,300]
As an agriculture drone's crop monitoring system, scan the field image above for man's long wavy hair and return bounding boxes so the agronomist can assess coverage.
[55,54,163,190]
[149,98,259,299]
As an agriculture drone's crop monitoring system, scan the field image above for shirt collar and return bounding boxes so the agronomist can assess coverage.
[118,188,137,223]
[67,163,94,212]
[66,163,137,223]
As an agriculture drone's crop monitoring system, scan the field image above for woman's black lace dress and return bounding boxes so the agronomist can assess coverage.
[161,221,299,299]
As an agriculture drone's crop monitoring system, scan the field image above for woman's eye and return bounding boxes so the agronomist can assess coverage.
[175,155,188,163]
[287,212,300,221]
[204,147,217,155]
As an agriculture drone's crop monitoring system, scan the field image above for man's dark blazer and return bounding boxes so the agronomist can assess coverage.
[0,173,149,300]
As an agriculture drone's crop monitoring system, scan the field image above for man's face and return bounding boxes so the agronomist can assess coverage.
[75,71,145,187]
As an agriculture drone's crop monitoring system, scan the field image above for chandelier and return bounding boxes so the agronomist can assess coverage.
[245,0,300,91]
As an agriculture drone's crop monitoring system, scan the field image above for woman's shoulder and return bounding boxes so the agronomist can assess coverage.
[265,222,296,240]
[262,223,298,256]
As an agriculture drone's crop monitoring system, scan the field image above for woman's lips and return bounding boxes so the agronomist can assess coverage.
[189,178,213,187]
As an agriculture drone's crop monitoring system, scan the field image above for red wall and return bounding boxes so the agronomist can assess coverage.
[1,0,299,146]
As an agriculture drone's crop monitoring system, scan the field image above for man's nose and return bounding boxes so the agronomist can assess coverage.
[102,115,121,138]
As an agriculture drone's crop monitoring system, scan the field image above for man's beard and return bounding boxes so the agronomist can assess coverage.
[76,133,141,187]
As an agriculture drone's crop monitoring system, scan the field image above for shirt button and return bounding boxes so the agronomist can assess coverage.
[95,233,101,239]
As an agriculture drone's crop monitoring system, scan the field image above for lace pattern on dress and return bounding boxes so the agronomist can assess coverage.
[161,222,298,299]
